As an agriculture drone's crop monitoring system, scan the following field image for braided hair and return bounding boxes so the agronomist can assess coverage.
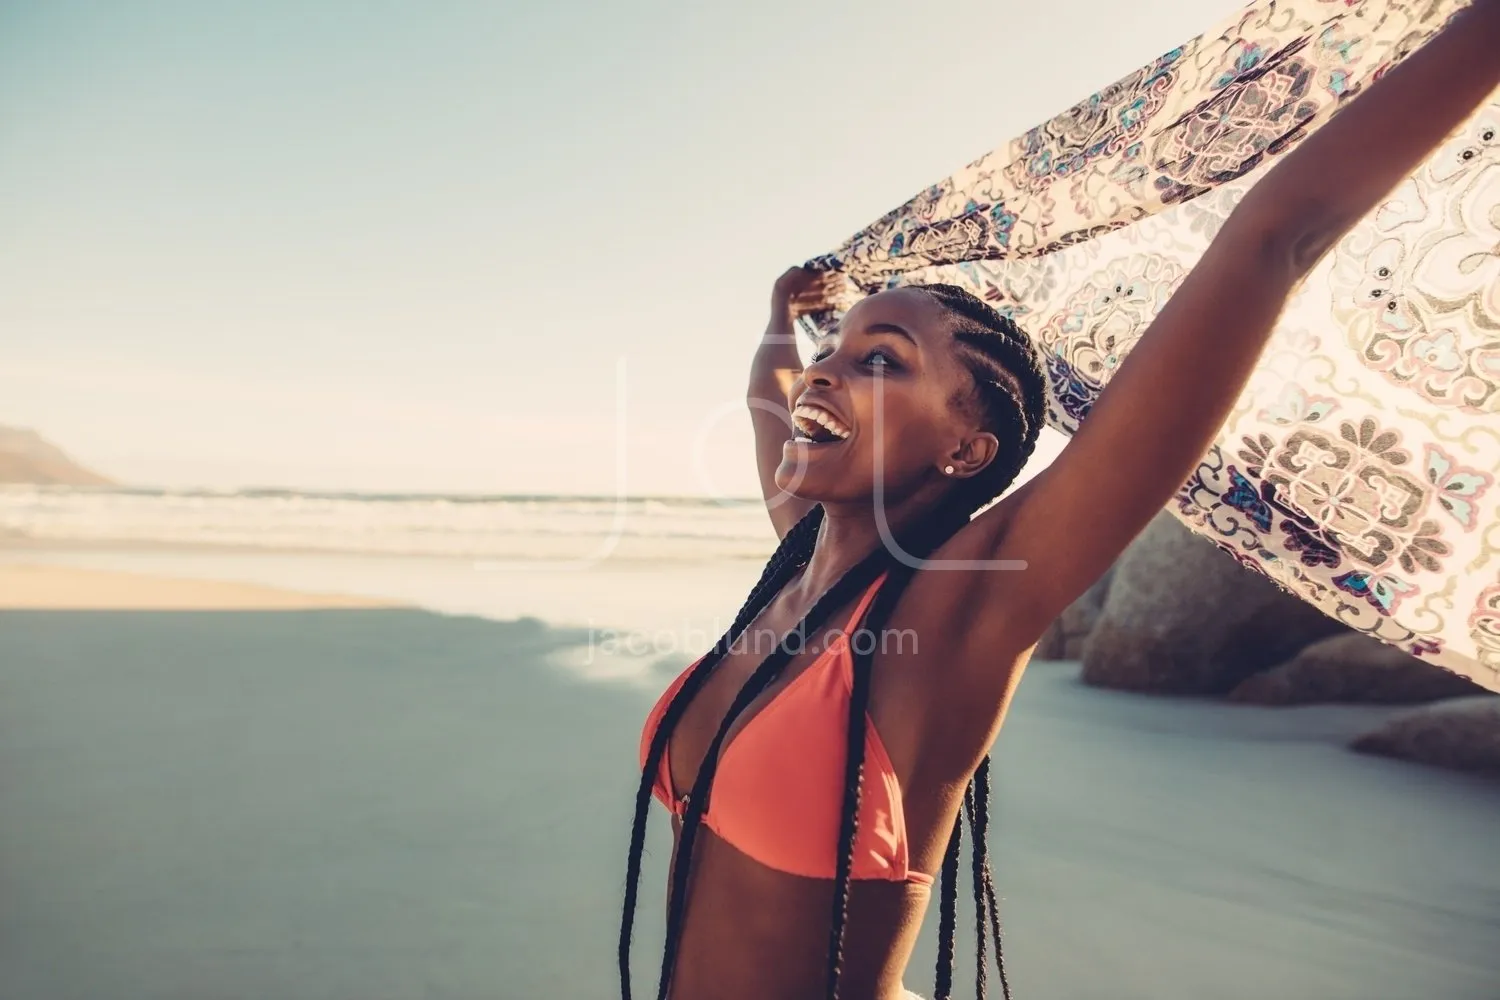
[619,283,1047,1000]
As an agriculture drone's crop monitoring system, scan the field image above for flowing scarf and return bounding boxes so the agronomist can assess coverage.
[801,0,1500,693]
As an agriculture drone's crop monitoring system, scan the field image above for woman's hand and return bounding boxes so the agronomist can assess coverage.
[750,267,837,538]
[772,266,846,320]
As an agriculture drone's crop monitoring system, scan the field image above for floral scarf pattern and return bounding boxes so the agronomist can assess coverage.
[802,0,1500,692]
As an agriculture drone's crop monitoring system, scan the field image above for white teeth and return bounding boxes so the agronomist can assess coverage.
[791,403,850,440]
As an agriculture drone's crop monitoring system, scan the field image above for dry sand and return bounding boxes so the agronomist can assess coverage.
[0,563,399,611]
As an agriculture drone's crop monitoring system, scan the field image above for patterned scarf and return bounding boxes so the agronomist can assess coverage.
[801,0,1500,692]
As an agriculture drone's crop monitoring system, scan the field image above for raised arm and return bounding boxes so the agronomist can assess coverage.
[747,268,841,538]
[986,0,1500,638]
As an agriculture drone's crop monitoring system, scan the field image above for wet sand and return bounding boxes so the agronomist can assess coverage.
[1,579,1497,998]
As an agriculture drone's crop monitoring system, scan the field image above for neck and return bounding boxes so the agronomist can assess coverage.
[797,485,964,598]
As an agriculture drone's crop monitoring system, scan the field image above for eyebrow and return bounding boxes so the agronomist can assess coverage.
[861,322,916,344]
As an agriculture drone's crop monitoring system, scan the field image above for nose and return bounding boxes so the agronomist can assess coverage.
[802,347,841,388]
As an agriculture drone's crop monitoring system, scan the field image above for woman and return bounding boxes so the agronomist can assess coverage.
[623,4,1500,998]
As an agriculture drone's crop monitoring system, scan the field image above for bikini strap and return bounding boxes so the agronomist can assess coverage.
[841,571,888,636]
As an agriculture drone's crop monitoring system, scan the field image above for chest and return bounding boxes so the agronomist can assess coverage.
[665,599,862,801]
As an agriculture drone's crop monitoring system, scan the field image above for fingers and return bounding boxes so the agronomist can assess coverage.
[774,266,855,319]
[772,266,814,306]
[789,281,836,306]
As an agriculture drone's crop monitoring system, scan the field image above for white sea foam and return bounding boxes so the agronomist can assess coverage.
[0,486,778,562]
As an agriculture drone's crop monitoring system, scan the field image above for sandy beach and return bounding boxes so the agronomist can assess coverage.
[0,563,399,611]
[1,560,1497,999]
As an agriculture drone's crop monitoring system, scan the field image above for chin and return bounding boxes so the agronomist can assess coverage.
[774,469,877,506]
[775,438,854,498]
[772,471,835,502]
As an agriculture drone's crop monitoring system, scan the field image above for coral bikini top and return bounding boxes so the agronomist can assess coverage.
[638,574,933,886]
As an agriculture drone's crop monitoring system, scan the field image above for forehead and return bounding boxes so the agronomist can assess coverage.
[838,287,951,342]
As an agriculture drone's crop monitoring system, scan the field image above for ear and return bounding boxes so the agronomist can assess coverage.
[941,431,1000,479]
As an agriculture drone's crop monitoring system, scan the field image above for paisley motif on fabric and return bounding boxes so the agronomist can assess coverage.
[801,0,1500,693]
[1151,36,1320,204]
[1471,583,1500,670]
[1329,107,1500,412]
[1037,255,1189,391]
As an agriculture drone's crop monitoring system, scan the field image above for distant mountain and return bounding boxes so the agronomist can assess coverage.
[0,426,114,486]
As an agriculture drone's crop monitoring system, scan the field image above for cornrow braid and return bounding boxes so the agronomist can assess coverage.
[919,284,1047,512]
[934,813,964,1000]
[654,544,893,1000]
[965,784,988,999]
[618,504,824,999]
[904,283,1043,1000]
[824,594,874,999]
[970,756,1012,1000]
[825,503,974,1000]
[620,279,1049,1000]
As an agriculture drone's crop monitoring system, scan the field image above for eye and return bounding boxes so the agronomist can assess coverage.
[864,348,900,370]
[810,345,835,363]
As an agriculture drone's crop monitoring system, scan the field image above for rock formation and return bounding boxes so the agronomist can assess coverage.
[0,426,112,486]
[1078,511,1346,694]
[1034,566,1114,660]
[1351,697,1500,776]
[1229,632,1484,705]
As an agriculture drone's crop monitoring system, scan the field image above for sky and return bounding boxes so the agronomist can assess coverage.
[0,0,1246,497]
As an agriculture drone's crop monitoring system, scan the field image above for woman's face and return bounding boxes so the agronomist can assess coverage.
[774,287,1000,505]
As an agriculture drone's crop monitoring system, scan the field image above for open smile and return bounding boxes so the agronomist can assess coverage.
[790,402,852,445]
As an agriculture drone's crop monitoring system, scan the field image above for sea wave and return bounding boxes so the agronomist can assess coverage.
[0,486,779,561]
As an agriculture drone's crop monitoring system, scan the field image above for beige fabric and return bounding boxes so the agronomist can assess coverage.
[804,0,1500,692]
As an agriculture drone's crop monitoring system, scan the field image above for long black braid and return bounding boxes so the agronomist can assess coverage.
[933,807,964,1000]
[969,757,1012,1000]
[619,282,1046,1000]
[619,507,827,997]
[965,784,987,996]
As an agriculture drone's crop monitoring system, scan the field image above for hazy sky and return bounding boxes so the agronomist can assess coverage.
[0,0,1244,496]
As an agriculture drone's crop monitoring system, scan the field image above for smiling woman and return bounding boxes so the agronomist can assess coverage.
[762,281,1045,542]
[620,2,1500,999]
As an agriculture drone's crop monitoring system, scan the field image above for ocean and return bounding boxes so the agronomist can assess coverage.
[0,486,781,683]
[0,486,779,562]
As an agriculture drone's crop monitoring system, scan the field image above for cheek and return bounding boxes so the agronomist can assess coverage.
[851,391,936,460]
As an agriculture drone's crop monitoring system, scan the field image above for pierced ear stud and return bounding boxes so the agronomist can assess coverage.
[944,465,955,475]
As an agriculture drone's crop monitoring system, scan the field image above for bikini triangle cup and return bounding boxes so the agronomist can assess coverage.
[639,571,933,885]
